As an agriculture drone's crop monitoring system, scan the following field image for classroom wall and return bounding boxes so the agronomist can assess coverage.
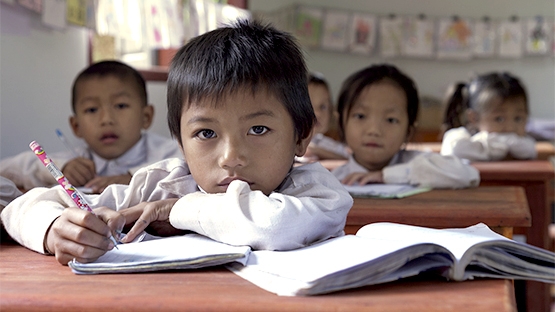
[1,1,554,159]
[250,0,555,127]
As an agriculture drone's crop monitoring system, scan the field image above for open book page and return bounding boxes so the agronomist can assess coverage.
[227,234,453,296]
[356,223,555,281]
[342,184,431,198]
[69,234,251,274]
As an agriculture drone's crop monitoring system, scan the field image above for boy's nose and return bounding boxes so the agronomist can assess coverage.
[100,109,115,125]
[364,120,381,136]
[219,137,246,170]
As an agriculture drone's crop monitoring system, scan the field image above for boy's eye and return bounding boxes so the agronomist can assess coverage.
[248,126,269,135]
[352,113,365,120]
[387,117,399,124]
[115,103,130,109]
[195,129,216,139]
[84,107,98,114]
[514,116,525,123]
[494,116,505,123]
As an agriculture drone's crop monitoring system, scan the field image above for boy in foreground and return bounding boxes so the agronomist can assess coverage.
[1,20,353,265]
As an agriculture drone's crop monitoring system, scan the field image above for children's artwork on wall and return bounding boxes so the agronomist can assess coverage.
[436,17,473,60]
[66,0,87,26]
[95,0,120,37]
[293,6,323,49]
[525,16,550,55]
[380,15,403,58]
[473,17,496,57]
[497,18,523,58]
[320,10,349,52]
[144,0,170,49]
[42,0,66,30]
[347,13,377,55]
[402,15,435,58]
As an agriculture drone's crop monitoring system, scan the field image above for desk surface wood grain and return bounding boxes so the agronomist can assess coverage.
[0,243,516,312]
[347,186,530,236]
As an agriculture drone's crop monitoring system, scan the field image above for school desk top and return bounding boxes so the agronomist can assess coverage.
[0,241,516,312]
[345,186,531,239]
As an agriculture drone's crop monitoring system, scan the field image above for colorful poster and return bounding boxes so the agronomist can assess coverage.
[525,16,550,55]
[473,18,496,57]
[66,0,87,26]
[498,18,523,58]
[347,13,377,55]
[320,10,349,52]
[402,16,434,58]
[379,15,403,58]
[436,17,473,60]
[293,6,323,49]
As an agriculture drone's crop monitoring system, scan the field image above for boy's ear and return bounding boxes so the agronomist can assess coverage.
[141,104,154,129]
[294,131,314,157]
[406,124,416,143]
[69,115,83,138]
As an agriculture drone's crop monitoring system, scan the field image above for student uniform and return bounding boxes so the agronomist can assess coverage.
[0,177,22,210]
[0,132,183,190]
[332,149,480,189]
[1,159,353,254]
[440,127,537,161]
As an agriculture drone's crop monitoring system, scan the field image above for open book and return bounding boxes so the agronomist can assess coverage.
[227,223,555,296]
[342,184,431,198]
[69,234,251,274]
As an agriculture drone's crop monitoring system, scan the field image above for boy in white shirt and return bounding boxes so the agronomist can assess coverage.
[0,61,182,193]
[1,20,353,265]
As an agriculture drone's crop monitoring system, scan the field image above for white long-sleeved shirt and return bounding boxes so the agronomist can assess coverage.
[1,159,353,254]
[440,127,537,161]
[332,150,480,189]
[0,132,183,190]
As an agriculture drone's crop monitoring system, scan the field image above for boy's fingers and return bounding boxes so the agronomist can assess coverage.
[120,215,151,243]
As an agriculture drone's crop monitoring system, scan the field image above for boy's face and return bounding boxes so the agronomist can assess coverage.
[70,76,153,160]
[180,88,310,195]
[344,81,409,171]
[308,83,331,134]
[476,96,528,136]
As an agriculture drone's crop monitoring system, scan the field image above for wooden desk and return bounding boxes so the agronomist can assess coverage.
[471,160,555,312]
[407,141,555,160]
[0,243,517,312]
[346,186,531,239]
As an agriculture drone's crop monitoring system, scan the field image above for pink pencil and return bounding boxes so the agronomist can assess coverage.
[29,140,118,248]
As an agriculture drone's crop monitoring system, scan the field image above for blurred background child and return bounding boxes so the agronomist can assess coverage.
[298,72,350,162]
[332,64,479,189]
[0,61,182,193]
[440,72,536,161]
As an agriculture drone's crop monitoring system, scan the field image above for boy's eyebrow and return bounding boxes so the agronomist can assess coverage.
[186,110,277,125]
[78,91,131,104]
[240,109,276,121]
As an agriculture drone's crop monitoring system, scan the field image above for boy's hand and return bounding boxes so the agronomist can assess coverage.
[62,157,96,186]
[85,173,133,194]
[341,171,384,185]
[119,199,180,243]
[45,207,125,265]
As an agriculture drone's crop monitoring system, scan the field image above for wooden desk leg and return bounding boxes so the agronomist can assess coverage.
[491,226,513,239]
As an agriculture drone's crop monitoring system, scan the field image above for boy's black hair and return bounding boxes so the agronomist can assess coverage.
[167,19,315,146]
[441,72,528,133]
[336,64,419,141]
[71,60,148,113]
